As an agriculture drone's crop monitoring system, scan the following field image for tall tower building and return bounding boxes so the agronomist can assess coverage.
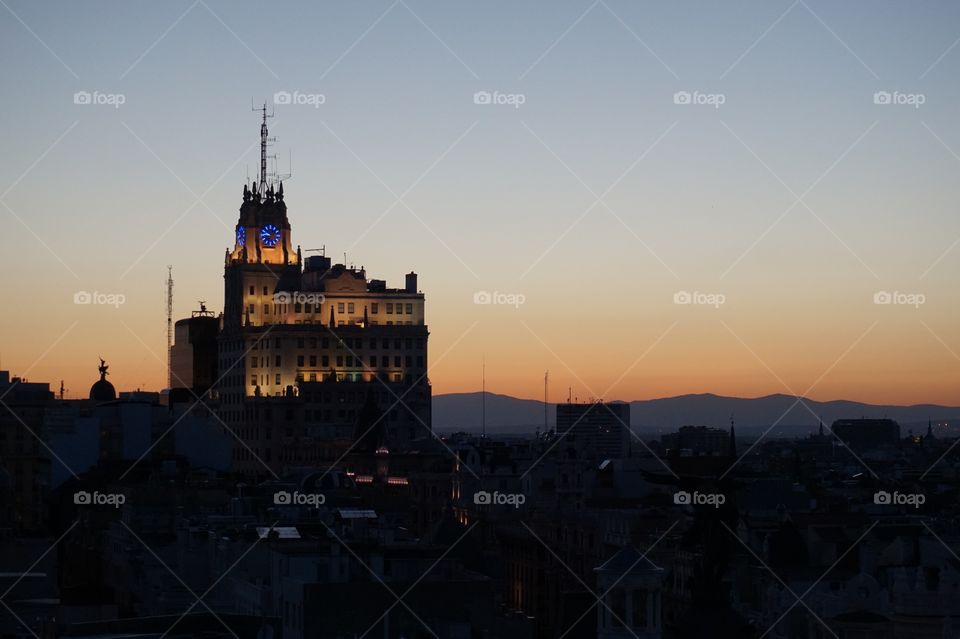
[216,112,430,475]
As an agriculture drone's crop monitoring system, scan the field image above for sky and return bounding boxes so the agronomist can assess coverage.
[1,0,959,405]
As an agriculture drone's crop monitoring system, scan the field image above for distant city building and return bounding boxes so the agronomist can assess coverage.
[0,371,54,532]
[832,418,900,450]
[209,112,430,475]
[557,402,631,459]
[662,425,730,456]
[169,303,219,396]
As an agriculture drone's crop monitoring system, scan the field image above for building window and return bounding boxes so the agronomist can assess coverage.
[406,303,413,314]
[295,302,302,313]
[394,356,401,367]
[263,286,269,295]
[386,303,393,314]
[275,355,281,367]
[248,304,254,314]
[337,302,345,313]
[251,357,258,368]
[370,356,377,367]
[309,355,317,367]
[250,376,257,386]
[336,356,344,367]
[322,355,329,367]
[348,302,355,313]
[371,303,379,314]
[297,355,304,366]
[276,374,281,385]
[263,305,270,314]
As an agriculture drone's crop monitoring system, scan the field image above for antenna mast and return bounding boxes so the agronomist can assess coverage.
[166,266,173,388]
[252,102,274,192]
[543,370,548,436]
[481,355,486,439]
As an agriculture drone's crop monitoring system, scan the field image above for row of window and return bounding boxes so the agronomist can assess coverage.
[248,336,425,351]
[250,354,423,369]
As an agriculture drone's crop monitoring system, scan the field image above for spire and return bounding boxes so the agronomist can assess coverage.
[329,305,335,328]
[819,418,824,437]
[927,418,934,439]
[728,414,736,458]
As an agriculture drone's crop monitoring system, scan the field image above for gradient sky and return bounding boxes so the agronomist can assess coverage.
[1,0,959,405]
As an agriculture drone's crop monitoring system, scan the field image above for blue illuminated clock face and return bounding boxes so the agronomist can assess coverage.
[260,224,280,247]
[236,226,245,245]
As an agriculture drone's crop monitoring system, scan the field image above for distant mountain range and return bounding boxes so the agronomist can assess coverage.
[433,392,960,439]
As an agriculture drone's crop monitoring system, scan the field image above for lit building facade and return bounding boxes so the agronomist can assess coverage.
[215,113,430,475]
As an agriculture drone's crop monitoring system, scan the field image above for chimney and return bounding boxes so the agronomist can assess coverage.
[405,272,418,293]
